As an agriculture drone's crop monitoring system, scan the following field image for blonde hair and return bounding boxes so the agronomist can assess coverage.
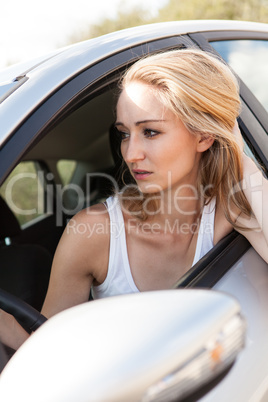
[117,48,251,225]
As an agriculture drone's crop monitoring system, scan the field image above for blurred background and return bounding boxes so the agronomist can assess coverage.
[1,0,268,70]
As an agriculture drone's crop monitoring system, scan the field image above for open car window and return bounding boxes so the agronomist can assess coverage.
[0,161,47,228]
[211,39,268,113]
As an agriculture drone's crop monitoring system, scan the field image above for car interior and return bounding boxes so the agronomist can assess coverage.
[0,88,120,313]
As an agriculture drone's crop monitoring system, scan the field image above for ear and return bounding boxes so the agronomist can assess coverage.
[196,134,215,153]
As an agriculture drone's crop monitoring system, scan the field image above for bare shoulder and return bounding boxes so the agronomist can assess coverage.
[69,202,109,231]
[55,203,110,281]
[42,203,110,317]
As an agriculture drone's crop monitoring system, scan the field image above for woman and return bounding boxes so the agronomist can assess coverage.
[1,48,268,349]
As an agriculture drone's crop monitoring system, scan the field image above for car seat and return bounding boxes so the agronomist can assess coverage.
[109,123,134,189]
[0,197,52,311]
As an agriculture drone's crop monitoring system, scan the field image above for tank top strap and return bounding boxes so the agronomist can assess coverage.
[91,196,138,299]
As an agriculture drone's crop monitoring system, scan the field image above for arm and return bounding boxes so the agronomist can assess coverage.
[230,121,268,262]
[236,154,268,263]
[0,311,29,350]
[42,203,110,318]
[0,203,110,349]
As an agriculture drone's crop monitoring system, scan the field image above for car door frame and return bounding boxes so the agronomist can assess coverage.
[189,30,268,169]
[0,35,196,184]
[0,34,199,255]
[0,30,267,290]
[173,29,268,289]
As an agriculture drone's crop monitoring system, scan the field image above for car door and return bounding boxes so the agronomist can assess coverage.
[182,28,268,402]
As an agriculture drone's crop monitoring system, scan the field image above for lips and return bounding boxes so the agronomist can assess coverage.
[132,169,152,180]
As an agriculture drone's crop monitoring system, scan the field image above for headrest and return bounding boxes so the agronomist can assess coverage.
[109,124,134,188]
[109,124,122,168]
[0,196,21,240]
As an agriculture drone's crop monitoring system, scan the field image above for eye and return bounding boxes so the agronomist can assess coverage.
[116,129,129,141]
[144,129,160,138]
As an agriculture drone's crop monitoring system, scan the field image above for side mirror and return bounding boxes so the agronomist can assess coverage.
[0,289,246,402]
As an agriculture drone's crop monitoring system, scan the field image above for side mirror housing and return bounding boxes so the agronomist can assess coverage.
[0,289,246,401]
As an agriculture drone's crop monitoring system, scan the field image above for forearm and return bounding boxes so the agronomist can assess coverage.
[242,154,268,242]
[0,310,30,350]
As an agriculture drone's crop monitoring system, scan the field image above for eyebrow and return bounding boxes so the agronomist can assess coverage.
[115,119,166,127]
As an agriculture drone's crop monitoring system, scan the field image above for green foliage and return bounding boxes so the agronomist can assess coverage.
[67,0,268,45]
[69,3,150,43]
[57,160,77,186]
[0,162,44,226]
[0,160,76,227]
[156,0,268,23]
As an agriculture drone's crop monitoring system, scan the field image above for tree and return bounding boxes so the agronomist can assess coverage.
[67,0,268,44]
[68,3,151,44]
[156,0,268,23]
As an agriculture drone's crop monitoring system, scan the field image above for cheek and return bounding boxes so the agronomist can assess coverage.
[120,142,127,163]
[170,132,198,156]
[159,137,198,170]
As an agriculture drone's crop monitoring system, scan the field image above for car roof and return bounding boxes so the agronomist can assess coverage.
[1,20,268,82]
[1,19,268,146]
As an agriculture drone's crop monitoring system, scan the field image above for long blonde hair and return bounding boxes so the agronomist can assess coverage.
[116,48,251,226]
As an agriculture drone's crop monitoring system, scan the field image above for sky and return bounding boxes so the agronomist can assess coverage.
[0,0,168,71]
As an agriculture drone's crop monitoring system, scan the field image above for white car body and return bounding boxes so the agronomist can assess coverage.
[0,20,268,401]
[1,20,268,145]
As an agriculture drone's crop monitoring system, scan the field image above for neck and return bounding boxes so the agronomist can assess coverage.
[144,184,203,229]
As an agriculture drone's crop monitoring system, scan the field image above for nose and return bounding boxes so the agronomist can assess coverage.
[121,135,145,164]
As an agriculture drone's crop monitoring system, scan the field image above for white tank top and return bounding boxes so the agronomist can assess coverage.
[91,196,216,299]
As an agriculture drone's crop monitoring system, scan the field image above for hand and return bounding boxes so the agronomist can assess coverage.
[0,309,29,350]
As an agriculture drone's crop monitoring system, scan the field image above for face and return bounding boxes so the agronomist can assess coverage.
[116,81,208,195]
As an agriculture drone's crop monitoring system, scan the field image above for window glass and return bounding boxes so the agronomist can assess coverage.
[57,160,77,185]
[0,161,45,226]
[211,40,268,112]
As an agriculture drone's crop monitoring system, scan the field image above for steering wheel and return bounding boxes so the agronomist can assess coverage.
[0,288,47,333]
